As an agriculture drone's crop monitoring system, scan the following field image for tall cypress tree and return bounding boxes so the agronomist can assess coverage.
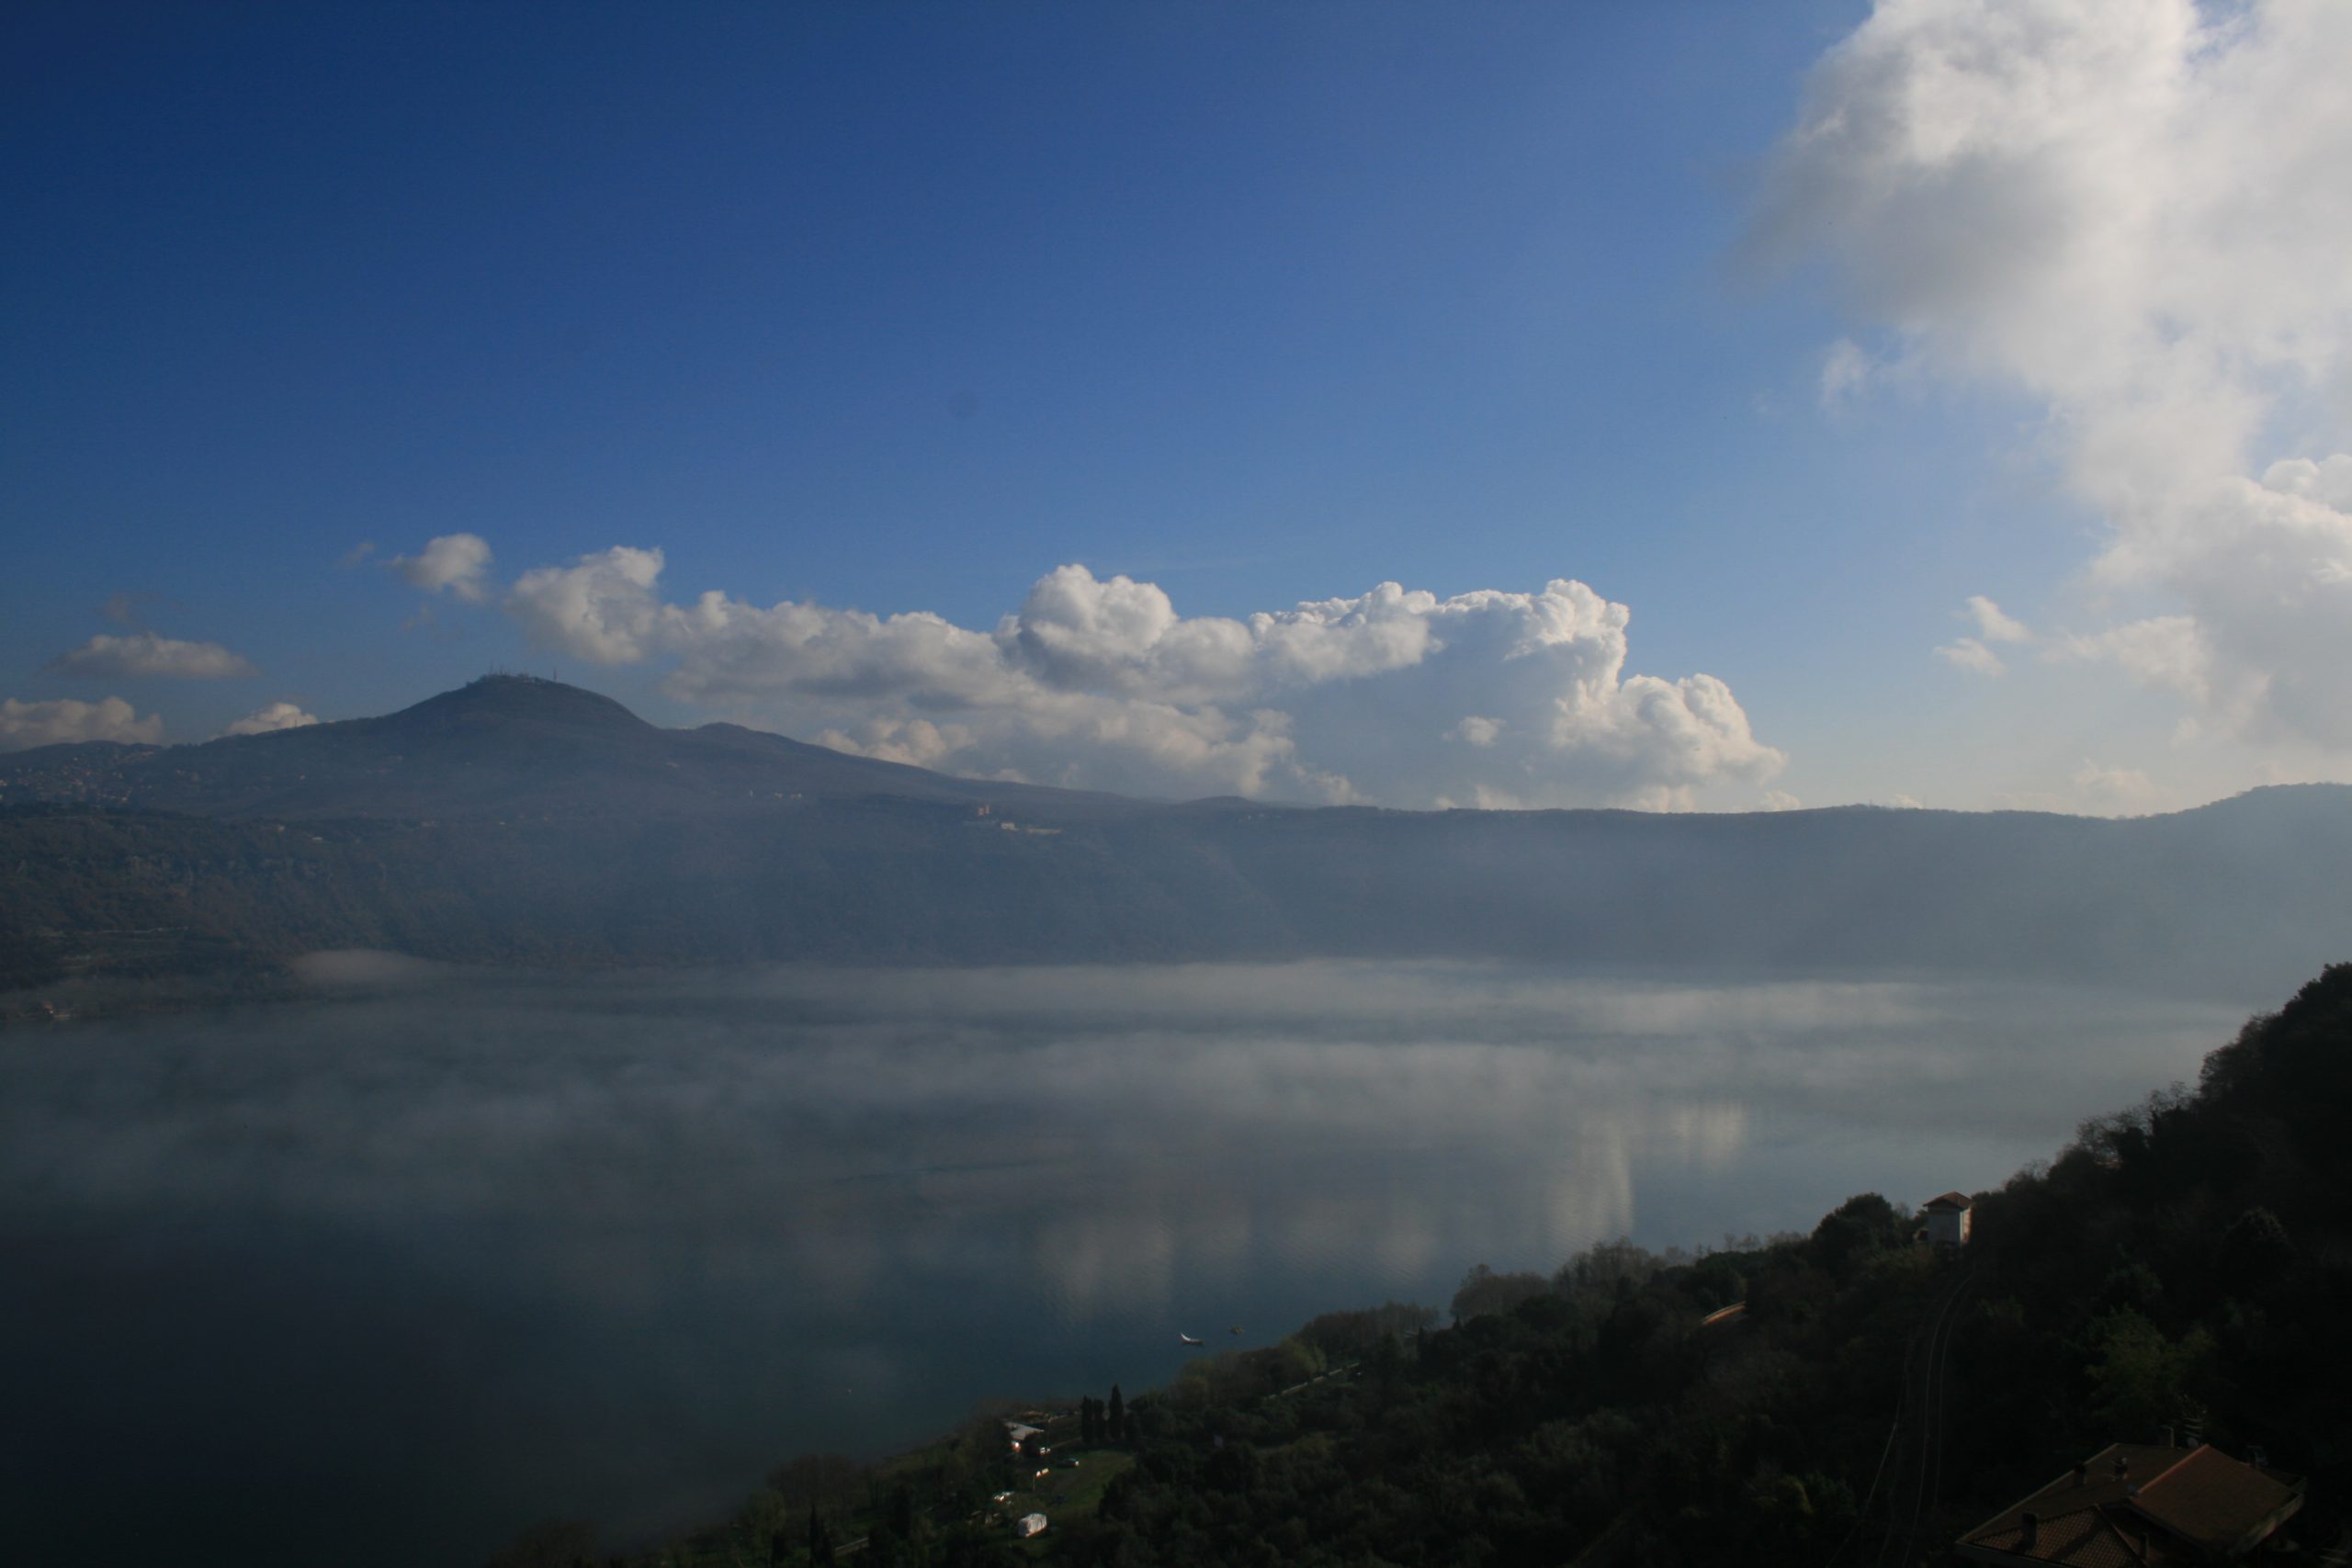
[1107,1383,1125,1442]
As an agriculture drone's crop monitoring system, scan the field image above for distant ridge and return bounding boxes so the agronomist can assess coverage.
[0,673,1134,823]
[4,676,2351,999]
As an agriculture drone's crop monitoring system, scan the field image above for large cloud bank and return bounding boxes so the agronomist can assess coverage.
[508,551,1781,807]
[1763,0,2352,746]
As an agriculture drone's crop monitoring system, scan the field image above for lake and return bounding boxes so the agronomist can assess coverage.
[0,960,2247,1565]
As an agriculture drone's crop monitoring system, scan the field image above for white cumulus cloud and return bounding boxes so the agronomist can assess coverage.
[1451,716,1504,747]
[1936,595,2035,674]
[2054,615,2212,707]
[1765,0,2352,750]
[2069,761,2173,817]
[223,702,322,737]
[390,533,494,603]
[1935,637,2007,677]
[1996,761,2182,817]
[1818,337,1874,412]
[0,695,164,750]
[506,554,1783,808]
[1964,596,2031,644]
[46,632,256,680]
[507,546,668,663]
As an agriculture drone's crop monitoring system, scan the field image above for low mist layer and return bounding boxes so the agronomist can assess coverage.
[0,964,2240,1564]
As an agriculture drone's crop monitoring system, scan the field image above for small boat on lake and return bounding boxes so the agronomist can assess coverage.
[1178,1333,1204,1347]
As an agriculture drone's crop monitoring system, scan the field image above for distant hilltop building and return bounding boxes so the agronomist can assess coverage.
[1924,1190,1973,1249]
[1955,1441,2303,1565]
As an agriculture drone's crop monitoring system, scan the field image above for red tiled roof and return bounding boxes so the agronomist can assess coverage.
[1925,1190,1973,1210]
[1959,1444,2179,1566]
[1956,1444,2302,1568]
[2127,1443,2300,1556]
[1964,1504,2157,1567]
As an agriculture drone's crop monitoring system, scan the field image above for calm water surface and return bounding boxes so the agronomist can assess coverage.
[0,961,2245,1564]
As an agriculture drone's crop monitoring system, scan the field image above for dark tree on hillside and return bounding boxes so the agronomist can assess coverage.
[1108,1383,1125,1441]
[1451,1261,1549,1323]
[1810,1191,1907,1279]
[2220,1204,2295,1285]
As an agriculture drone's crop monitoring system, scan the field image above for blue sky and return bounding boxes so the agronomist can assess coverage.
[8,2,2348,812]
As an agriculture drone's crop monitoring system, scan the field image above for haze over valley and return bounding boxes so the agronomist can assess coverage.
[8,676,2352,1009]
[8,2,2352,1565]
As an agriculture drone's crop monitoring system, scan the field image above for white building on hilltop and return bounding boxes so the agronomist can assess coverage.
[1924,1190,1973,1250]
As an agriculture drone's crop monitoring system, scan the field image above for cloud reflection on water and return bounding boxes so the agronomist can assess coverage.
[0,963,2244,1566]
[1,962,2241,1323]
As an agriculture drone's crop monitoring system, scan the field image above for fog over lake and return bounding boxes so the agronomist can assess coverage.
[0,963,2246,1565]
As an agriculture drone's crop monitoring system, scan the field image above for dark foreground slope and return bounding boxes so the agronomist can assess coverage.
[6,676,2351,998]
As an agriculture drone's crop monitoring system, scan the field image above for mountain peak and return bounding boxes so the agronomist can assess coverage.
[382,674,654,736]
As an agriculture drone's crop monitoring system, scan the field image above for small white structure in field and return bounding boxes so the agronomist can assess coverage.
[1015,1513,1048,1539]
[1006,1422,1044,1452]
[1924,1190,1973,1250]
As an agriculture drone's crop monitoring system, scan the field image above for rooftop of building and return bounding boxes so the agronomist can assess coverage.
[1956,1442,2303,1567]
